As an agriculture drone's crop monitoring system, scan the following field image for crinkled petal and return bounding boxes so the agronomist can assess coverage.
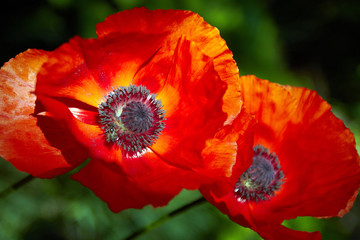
[35,37,106,108]
[72,157,203,212]
[121,148,206,192]
[0,49,85,178]
[151,37,229,178]
[201,108,255,187]
[36,34,166,108]
[71,160,173,212]
[238,75,298,145]
[97,7,241,120]
[36,95,123,171]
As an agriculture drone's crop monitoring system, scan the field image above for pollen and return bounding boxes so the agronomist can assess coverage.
[98,84,165,156]
[234,145,285,203]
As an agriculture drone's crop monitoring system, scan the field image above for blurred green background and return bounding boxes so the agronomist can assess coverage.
[1,0,360,239]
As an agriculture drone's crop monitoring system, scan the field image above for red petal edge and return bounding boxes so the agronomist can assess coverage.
[0,49,85,178]
[71,159,180,212]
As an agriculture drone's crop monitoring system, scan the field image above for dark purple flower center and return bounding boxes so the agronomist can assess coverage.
[234,145,284,203]
[98,84,165,156]
[121,101,154,133]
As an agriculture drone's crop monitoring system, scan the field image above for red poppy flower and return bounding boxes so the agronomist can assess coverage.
[200,75,360,239]
[0,8,254,211]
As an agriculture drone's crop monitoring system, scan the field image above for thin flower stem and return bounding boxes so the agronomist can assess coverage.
[124,197,207,240]
[0,174,35,198]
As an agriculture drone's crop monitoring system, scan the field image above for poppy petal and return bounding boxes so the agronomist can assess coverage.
[36,95,124,171]
[151,37,230,176]
[71,159,174,212]
[238,75,298,145]
[35,37,106,108]
[201,108,255,183]
[72,157,203,212]
[36,34,166,108]
[0,49,84,178]
[253,224,321,240]
[97,7,241,120]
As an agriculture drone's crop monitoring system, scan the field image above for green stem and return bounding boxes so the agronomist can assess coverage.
[0,174,35,198]
[124,197,207,240]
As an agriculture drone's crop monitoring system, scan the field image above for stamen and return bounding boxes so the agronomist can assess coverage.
[234,145,285,202]
[98,84,165,156]
[121,101,154,133]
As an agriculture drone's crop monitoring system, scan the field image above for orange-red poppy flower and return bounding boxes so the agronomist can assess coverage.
[200,75,360,239]
[0,8,254,211]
